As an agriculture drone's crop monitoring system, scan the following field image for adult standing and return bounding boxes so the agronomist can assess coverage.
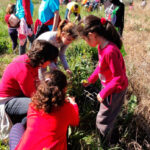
[105,0,125,36]
[15,0,35,55]
[39,0,60,31]
[0,40,59,140]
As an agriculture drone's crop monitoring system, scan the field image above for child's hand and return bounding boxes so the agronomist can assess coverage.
[97,94,103,103]
[66,69,72,75]
[81,79,90,87]
[66,96,76,105]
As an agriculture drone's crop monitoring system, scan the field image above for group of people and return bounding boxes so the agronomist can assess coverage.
[5,0,125,54]
[5,0,82,55]
[1,0,128,149]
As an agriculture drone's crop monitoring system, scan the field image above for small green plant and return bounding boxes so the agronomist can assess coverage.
[0,140,9,150]
[127,94,137,114]
[0,39,9,54]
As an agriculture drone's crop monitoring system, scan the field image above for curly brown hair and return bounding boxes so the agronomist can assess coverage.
[31,70,67,113]
[27,40,59,68]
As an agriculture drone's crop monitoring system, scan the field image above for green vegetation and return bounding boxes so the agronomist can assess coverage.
[0,0,150,149]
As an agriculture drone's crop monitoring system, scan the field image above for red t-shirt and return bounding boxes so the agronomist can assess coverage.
[15,102,79,150]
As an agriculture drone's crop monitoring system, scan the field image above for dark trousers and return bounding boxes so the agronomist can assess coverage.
[8,28,18,50]
[19,33,35,55]
[96,89,126,142]
[5,97,31,125]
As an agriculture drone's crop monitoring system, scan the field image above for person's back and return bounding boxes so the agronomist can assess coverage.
[67,1,80,13]
[14,70,79,150]
[16,102,79,150]
[0,54,35,98]
[38,0,60,31]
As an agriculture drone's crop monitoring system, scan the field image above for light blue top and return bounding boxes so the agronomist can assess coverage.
[39,0,60,30]
[16,0,34,20]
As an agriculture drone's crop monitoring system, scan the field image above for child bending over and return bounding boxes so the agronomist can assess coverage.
[37,20,78,79]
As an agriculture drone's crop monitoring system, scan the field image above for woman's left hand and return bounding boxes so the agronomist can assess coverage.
[97,94,103,103]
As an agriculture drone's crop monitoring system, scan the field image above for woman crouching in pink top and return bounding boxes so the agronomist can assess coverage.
[0,40,59,140]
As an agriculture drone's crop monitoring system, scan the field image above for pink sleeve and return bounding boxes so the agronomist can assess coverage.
[100,51,124,99]
[23,0,33,25]
[68,104,79,126]
[88,65,99,84]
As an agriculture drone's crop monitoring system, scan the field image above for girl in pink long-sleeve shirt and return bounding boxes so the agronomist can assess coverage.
[77,15,128,143]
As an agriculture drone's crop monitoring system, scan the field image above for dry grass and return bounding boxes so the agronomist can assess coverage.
[124,1,150,100]
[123,1,150,139]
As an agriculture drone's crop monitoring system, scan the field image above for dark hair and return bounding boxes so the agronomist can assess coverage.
[6,4,15,14]
[27,40,59,67]
[31,70,67,113]
[57,20,78,42]
[74,4,79,9]
[77,15,122,49]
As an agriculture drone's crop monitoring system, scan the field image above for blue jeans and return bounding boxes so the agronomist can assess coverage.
[5,97,31,125]
[65,9,69,20]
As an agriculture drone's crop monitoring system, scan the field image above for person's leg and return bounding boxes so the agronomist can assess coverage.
[8,28,18,50]
[96,89,126,143]
[65,9,69,20]
[78,14,81,21]
[19,40,27,55]
[5,97,31,124]
[9,123,25,150]
[27,32,35,50]
[28,33,35,44]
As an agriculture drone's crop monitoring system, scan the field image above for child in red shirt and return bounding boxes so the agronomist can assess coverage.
[5,3,18,51]
[9,70,79,150]
[77,15,128,143]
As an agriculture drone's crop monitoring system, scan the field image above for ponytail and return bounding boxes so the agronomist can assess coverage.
[104,21,122,49]
[77,15,122,49]
[57,20,69,42]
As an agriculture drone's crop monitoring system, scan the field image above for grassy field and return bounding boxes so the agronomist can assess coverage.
[0,0,150,149]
